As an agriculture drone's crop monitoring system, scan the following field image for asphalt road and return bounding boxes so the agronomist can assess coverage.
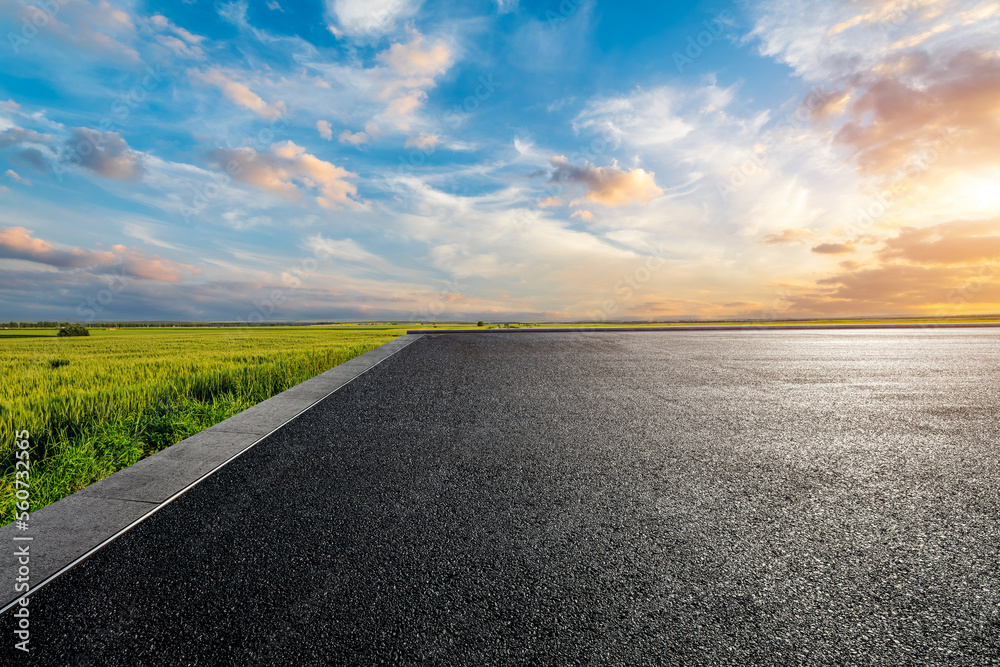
[4,331,1000,665]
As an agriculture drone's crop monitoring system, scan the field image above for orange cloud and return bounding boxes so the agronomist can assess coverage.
[338,129,369,146]
[785,216,1000,316]
[371,31,454,127]
[377,33,452,80]
[5,169,31,186]
[763,229,813,244]
[405,132,440,150]
[197,69,286,120]
[549,156,662,207]
[832,50,1000,181]
[812,242,855,255]
[210,142,360,208]
[879,217,1000,265]
[0,227,198,282]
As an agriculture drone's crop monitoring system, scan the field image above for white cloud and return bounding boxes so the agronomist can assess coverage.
[195,69,287,120]
[317,120,333,140]
[325,0,421,38]
[5,169,31,186]
[405,132,439,150]
[338,130,370,146]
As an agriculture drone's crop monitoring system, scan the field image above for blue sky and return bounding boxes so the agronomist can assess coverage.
[2,0,1000,322]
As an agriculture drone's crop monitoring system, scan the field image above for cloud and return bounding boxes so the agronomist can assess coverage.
[750,0,998,82]
[404,132,439,150]
[64,128,145,181]
[196,69,286,120]
[570,210,594,221]
[786,216,1000,315]
[12,149,48,174]
[763,229,813,244]
[338,130,370,146]
[5,0,141,63]
[0,126,50,149]
[377,32,452,79]
[148,13,206,59]
[879,217,1000,265]
[209,141,361,209]
[752,0,1000,190]
[4,169,31,186]
[372,31,454,127]
[317,120,333,140]
[0,126,53,173]
[785,263,1000,316]
[0,227,198,282]
[811,242,855,255]
[832,50,1000,181]
[573,87,697,147]
[549,156,663,207]
[325,0,421,38]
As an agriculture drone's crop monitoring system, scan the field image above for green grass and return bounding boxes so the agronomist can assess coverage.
[5,316,998,523]
[0,326,404,523]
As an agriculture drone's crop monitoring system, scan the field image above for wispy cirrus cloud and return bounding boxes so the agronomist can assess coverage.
[194,68,287,120]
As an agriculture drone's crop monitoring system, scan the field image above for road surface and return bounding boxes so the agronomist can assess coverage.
[4,330,999,665]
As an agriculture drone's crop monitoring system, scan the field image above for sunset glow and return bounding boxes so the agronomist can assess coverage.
[1,0,998,321]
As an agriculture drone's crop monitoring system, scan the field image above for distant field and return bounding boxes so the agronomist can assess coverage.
[485,317,1000,328]
[5,316,998,523]
[0,326,409,523]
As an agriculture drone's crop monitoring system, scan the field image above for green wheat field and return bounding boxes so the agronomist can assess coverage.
[0,325,407,524]
[5,317,997,524]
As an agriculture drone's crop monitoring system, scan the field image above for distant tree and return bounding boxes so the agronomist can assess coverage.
[477,321,484,327]
[57,324,90,337]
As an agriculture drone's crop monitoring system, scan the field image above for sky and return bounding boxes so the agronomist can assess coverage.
[1,0,999,322]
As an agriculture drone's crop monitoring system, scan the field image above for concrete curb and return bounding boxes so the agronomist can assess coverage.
[0,333,424,612]
[410,323,1000,334]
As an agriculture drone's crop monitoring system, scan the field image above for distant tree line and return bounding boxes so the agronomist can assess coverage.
[2,320,434,328]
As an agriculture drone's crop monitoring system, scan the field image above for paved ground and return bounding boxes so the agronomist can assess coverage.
[4,331,1000,665]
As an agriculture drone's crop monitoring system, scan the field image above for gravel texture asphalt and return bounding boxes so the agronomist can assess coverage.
[3,330,1000,665]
